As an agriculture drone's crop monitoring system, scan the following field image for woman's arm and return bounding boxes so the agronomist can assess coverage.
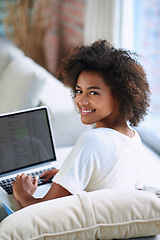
[12,173,71,208]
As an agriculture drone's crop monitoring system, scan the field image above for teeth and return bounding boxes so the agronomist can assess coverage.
[81,109,92,113]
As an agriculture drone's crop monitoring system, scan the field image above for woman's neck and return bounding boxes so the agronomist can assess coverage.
[96,121,134,138]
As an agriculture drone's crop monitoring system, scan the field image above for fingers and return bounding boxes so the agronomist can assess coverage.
[42,174,52,182]
[16,173,27,179]
[53,169,59,175]
[13,173,38,196]
[13,174,20,184]
[13,169,59,185]
[40,169,59,182]
[33,176,39,187]
[40,170,50,178]
[13,173,33,184]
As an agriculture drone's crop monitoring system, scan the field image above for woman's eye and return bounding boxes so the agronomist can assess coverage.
[90,91,99,95]
[75,89,82,94]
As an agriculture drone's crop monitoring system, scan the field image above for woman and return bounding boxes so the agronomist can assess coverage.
[13,40,151,207]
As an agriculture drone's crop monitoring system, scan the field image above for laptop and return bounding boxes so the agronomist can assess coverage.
[0,106,59,212]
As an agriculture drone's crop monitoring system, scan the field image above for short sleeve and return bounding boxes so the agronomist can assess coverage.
[53,130,101,194]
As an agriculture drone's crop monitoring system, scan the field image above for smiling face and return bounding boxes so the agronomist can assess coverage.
[75,70,120,128]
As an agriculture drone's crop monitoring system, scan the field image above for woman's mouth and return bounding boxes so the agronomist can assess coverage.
[80,108,95,115]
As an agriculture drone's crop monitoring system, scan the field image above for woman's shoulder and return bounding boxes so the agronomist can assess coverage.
[78,127,139,147]
[78,128,116,145]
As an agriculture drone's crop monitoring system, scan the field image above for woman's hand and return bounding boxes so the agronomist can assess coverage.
[40,169,59,182]
[12,169,70,208]
[12,173,38,203]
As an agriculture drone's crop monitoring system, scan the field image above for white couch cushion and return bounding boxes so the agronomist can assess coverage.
[0,189,160,240]
[0,38,23,76]
[40,74,75,113]
[0,55,47,114]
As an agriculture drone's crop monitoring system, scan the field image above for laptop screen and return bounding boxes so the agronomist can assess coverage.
[0,107,56,175]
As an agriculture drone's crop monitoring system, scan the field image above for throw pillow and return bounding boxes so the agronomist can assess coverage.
[0,189,159,240]
[0,38,23,76]
[0,55,47,114]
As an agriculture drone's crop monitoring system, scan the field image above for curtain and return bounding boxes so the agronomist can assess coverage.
[84,0,134,50]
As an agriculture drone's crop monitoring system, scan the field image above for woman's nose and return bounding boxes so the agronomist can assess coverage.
[76,94,89,106]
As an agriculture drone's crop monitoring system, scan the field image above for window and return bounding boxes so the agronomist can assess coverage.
[0,2,7,37]
[133,0,160,155]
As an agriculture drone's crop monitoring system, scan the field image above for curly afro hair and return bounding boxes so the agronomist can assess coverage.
[57,40,151,127]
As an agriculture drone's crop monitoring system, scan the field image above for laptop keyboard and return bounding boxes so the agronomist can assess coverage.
[0,168,55,195]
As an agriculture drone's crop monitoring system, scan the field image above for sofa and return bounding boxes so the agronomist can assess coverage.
[0,38,160,239]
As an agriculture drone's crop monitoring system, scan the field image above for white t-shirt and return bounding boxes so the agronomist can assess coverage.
[53,128,143,194]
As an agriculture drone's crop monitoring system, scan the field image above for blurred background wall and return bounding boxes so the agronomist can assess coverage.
[0,0,134,75]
